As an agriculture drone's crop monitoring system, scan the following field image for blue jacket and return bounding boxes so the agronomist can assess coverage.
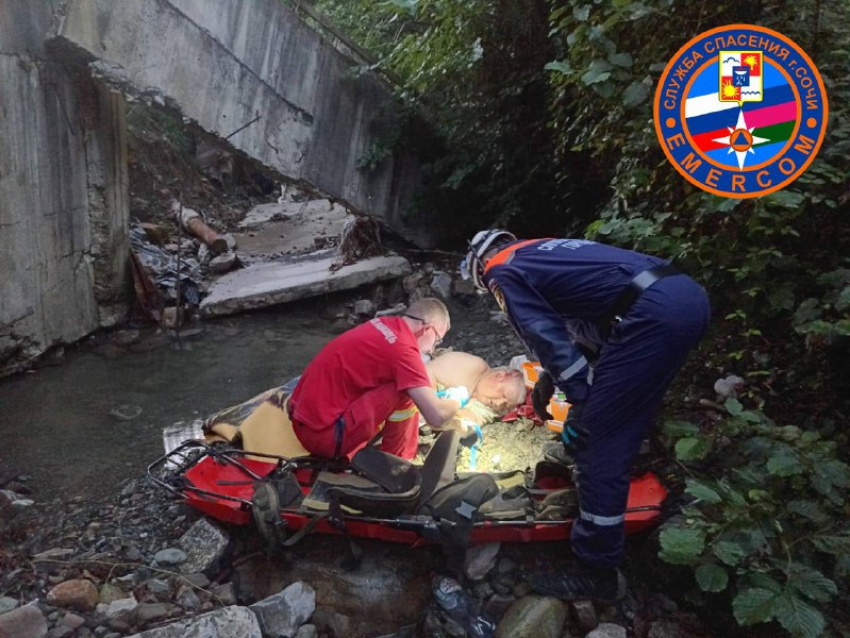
[482,239,666,403]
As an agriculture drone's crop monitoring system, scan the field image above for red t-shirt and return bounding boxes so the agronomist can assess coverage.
[289,316,431,431]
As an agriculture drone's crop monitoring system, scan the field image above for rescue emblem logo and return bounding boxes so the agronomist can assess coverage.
[654,25,828,198]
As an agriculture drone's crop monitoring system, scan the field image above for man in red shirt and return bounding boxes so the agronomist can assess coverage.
[288,298,465,460]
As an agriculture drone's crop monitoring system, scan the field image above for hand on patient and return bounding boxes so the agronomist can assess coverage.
[437,385,470,408]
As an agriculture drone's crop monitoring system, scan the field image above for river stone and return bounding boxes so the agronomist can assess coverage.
[249,582,316,638]
[135,603,169,625]
[178,519,230,576]
[571,599,599,632]
[463,542,500,581]
[98,583,126,605]
[46,579,98,612]
[60,613,85,629]
[209,582,236,606]
[0,597,18,615]
[0,603,48,638]
[294,625,317,638]
[154,549,186,566]
[123,606,261,638]
[587,623,627,638]
[100,597,138,620]
[495,596,566,638]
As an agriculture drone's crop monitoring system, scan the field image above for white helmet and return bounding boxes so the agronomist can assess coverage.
[460,229,518,290]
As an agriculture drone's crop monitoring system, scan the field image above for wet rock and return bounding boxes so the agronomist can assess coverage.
[182,573,210,589]
[46,579,99,612]
[99,596,138,620]
[586,623,627,638]
[98,583,126,606]
[463,542,500,581]
[135,603,169,625]
[353,299,377,318]
[146,578,171,597]
[124,547,143,562]
[153,549,186,566]
[177,588,201,610]
[249,582,315,638]
[209,582,236,606]
[430,272,452,300]
[495,596,566,638]
[294,625,317,638]
[0,603,48,638]
[47,626,72,638]
[648,619,687,638]
[571,600,599,632]
[123,605,261,638]
[483,594,515,621]
[327,612,351,638]
[0,597,19,614]
[178,519,230,576]
[209,252,237,274]
[60,613,85,629]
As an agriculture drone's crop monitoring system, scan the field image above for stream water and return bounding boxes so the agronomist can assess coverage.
[0,303,339,500]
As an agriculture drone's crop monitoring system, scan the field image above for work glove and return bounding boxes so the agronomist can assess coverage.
[531,372,555,421]
[437,386,470,408]
[562,402,590,456]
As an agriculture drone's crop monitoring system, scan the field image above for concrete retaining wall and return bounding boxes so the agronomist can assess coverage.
[0,0,130,375]
[52,0,431,245]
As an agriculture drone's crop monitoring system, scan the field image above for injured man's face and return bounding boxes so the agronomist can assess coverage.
[471,367,527,416]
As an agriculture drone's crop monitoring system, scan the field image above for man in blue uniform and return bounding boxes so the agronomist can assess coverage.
[462,230,710,601]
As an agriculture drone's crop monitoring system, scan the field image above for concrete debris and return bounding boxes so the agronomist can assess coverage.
[249,582,316,638]
[209,252,238,274]
[200,255,412,317]
[178,519,231,576]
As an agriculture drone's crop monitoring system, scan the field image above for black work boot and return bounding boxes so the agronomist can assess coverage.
[530,564,619,603]
[542,440,575,466]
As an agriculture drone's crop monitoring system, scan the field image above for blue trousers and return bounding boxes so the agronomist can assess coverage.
[570,274,710,568]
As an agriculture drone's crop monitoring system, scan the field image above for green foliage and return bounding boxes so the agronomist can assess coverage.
[659,400,850,637]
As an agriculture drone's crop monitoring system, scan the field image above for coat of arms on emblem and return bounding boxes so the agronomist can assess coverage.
[719,50,763,104]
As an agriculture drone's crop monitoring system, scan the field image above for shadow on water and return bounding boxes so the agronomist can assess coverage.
[0,303,341,500]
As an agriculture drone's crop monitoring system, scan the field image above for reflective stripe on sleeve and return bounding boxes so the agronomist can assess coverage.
[388,407,419,422]
[557,356,588,382]
[580,509,625,526]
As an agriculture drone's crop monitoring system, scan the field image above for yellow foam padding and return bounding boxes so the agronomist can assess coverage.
[206,396,311,462]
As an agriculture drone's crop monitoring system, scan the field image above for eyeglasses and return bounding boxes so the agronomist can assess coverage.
[405,314,445,346]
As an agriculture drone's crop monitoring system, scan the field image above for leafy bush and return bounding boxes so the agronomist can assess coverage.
[659,400,850,637]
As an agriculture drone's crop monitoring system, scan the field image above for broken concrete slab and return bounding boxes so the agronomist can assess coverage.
[239,200,347,231]
[235,202,351,263]
[200,255,411,317]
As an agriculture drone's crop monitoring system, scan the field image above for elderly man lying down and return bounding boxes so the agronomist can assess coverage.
[424,351,528,433]
[202,352,527,461]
